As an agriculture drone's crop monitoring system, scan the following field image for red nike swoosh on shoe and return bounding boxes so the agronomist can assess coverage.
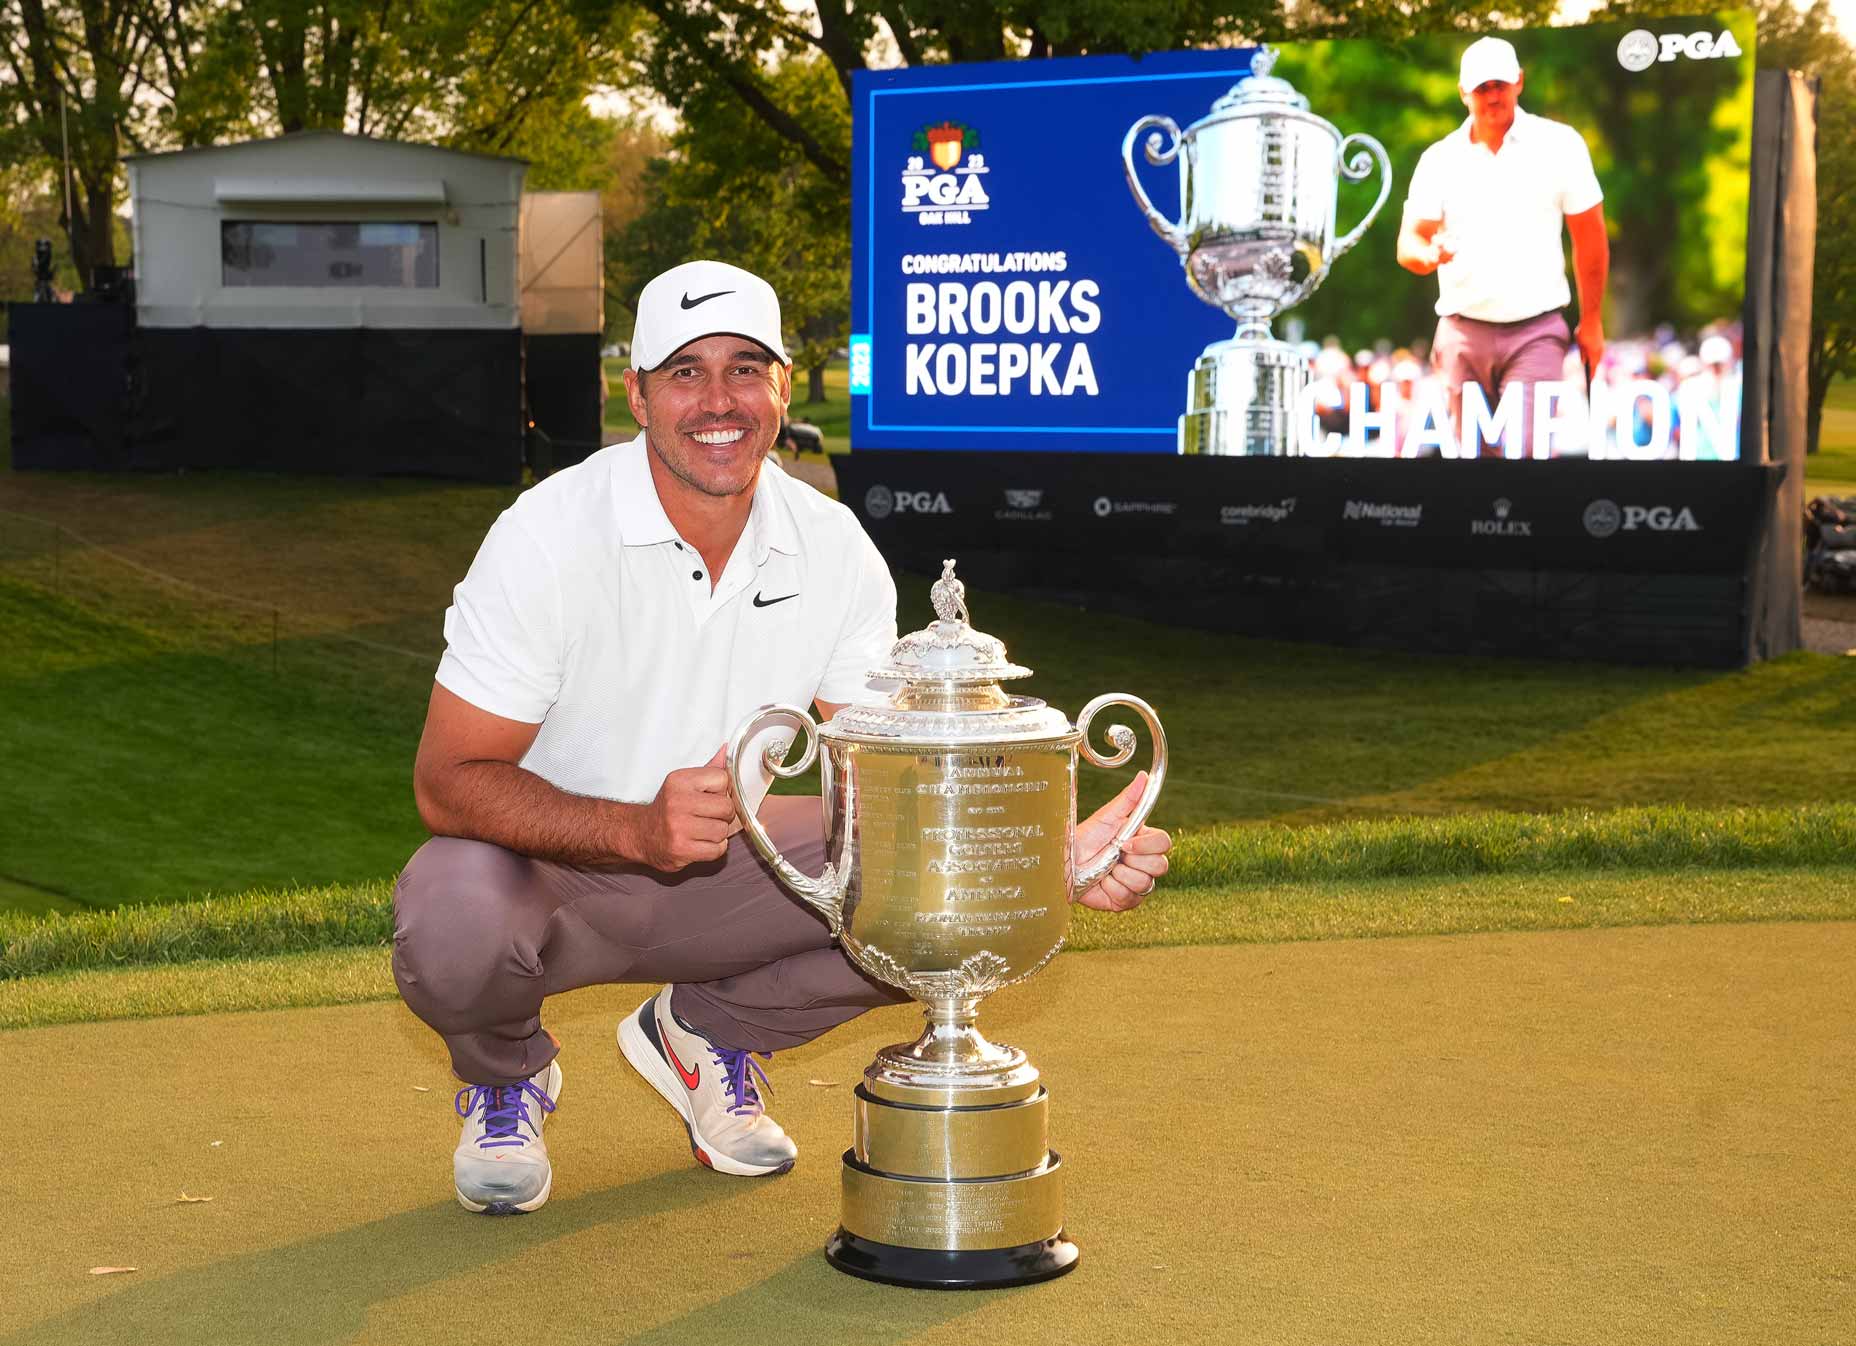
[661,1020,703,1090]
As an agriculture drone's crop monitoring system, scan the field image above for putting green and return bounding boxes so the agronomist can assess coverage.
[10,924,1852,1345]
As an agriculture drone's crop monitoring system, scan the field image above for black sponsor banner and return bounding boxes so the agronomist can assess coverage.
[838,453,1773,576]
[835,452,1780,665]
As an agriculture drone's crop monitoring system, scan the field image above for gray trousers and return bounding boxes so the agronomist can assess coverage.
[1433,310,1573,458]
[392,796,906,1085]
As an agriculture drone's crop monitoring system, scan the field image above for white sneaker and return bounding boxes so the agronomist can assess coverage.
[617,986,798,1177]
[451,1059,562,1214]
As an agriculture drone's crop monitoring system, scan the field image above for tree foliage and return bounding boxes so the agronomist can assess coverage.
[613,56,851,400]
[0,0,634,285]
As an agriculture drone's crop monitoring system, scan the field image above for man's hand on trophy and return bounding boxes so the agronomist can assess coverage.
[1073,772,1171,912]
[624,746,742,872]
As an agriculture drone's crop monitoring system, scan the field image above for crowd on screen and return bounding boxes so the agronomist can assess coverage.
[1303,321,1745,460]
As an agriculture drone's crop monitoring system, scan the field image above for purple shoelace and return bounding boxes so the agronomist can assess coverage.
[454,1079,557,1148]
[710,1047,774,1117]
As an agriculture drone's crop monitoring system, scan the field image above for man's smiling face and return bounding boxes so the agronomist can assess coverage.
[624,334,792,500]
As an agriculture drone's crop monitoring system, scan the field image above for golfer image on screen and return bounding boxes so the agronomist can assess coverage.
[1396,35,1610,458]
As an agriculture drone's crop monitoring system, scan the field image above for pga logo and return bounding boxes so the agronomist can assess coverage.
[1583,498,1701,538]
[863,485,952,521]
[1617,27,1744,72]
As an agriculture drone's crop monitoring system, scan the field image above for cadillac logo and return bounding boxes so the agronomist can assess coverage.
[1003,489,1044,510]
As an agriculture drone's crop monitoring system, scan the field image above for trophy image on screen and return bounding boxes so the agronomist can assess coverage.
[726,561,1165,1289]
[1123,46,1392,455]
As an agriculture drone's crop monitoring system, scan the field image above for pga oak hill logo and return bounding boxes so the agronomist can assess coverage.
[1582,499,1702,538]
[902,121,991,227]
[1617,27,1743,72]
[864,484,952,520]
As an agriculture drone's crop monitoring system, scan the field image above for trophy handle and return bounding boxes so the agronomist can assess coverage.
[1277,132,1391,312]
[1121,116,1190,258]
[1072,694,1168,895]
[1327,132,1393,264]
[726,703,845,933]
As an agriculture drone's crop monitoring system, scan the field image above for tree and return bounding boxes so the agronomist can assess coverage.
[0,0,184,276]
[614,56,851,402]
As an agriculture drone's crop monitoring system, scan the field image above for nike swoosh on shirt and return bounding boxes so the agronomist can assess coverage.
[753,592,798,608]
[680,289,735,309]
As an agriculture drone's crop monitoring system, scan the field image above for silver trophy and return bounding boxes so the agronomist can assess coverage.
[726,560,1165,1289]
[1123,46,1392,455]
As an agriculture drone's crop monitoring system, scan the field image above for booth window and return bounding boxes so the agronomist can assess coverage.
[221,221,439,288]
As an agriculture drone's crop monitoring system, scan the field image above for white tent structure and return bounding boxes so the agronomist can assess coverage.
[95,132,532,479]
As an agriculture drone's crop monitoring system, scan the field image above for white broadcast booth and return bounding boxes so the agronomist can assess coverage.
[121,131,536,479]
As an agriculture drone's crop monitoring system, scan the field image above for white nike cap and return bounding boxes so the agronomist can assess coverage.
[630,260,788,372]
[1459,36,1522,90]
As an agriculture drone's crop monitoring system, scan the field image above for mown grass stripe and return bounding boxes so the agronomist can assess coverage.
[4,805,1853,980]
[1170,803,1856,885]
[5,867,1852,1031]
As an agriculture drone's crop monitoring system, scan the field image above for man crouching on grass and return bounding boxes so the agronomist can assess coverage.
[391,259,1173,1214]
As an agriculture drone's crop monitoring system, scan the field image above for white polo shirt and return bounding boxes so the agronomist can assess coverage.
[1403,107,1603,323]
[435,434,898,811]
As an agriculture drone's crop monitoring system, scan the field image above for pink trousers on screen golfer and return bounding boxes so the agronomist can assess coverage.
[391,796,907,1085]
[1432,309,1573,459]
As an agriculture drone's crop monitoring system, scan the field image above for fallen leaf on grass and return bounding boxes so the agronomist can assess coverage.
[208,1141,223,1148]
[1557,897,1574,904]
[89,1267,138,1276]
[806,1079,839,1087]
[412,1086,431,1093]
[176,1193,213,1204]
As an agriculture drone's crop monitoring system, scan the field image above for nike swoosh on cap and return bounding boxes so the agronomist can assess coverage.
[680,289,735,309]
[753,592,798,608]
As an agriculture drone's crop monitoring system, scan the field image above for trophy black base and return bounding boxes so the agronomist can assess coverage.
[824,1228,1079,1290]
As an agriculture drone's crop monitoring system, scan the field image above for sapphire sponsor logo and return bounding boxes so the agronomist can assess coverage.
[1470,497,1532,537]
[996,489,1052,522]
[1618,27,1743,71]
[1220,498,1297,526]
[902,121,990,226]
[865,485,955,519]
[1093,496,1177,519]
[1343,499,1423,528]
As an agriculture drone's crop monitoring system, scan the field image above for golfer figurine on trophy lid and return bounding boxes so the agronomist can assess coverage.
[725,560,1166,1288]
[1123,45,1393,456]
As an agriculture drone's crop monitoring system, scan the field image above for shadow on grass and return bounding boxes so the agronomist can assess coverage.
[611,1253,1002,1345]
[5,1172,993,1346]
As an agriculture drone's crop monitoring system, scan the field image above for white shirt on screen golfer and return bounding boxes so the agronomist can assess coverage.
[1403,106,1603,323]
[436,433,897,814]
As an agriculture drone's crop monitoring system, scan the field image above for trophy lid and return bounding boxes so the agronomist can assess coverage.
[1208,46,1310,114]
[829,560,1076,744]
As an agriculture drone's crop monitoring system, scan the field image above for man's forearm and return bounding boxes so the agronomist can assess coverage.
[1572,223,1608,322]
[420,760,646,866]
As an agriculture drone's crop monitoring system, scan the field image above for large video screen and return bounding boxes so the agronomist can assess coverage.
[848,13,1754,460]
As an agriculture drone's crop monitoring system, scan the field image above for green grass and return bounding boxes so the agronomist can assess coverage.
[4,864,1851,1029]
[5,805,1849,982]
[5,481,1856,908]
[1809,377,1856,497]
